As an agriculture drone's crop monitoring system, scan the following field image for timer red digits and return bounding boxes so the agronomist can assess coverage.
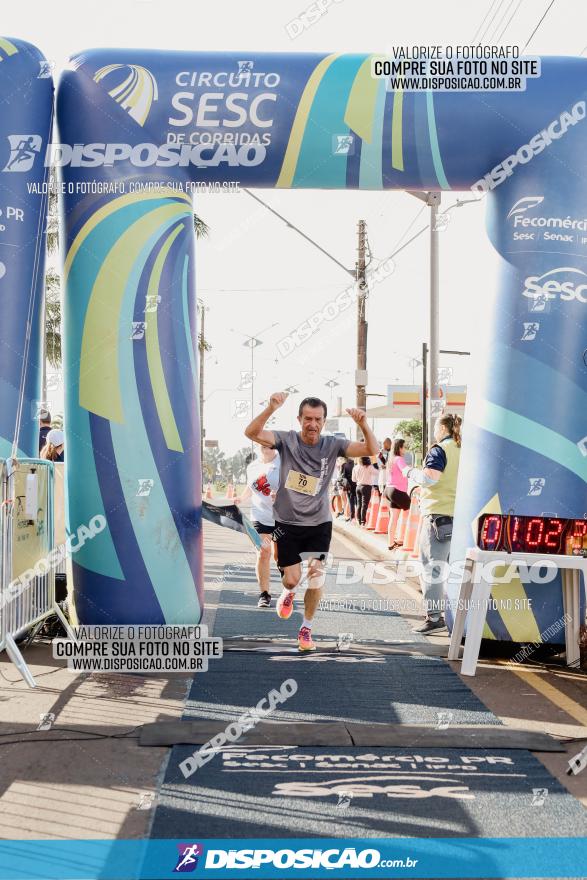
[543,519,564,551]
[525,518,545,548]
[481,514,502,549]
[478,514,587,556]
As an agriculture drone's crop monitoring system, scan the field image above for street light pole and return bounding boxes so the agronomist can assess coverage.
[243,335,262,455]
[356,219,368,440]
[421,343,470,452]
[236,321,278,455]
[428,192,441,448]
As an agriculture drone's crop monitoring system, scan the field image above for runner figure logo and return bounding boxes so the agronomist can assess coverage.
[333,134,354,155]
[174,843,204,872]
[527,477,545,496]
[3,134,42,172]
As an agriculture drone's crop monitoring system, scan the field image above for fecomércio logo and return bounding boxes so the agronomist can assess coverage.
[173,843,204,873]
[93,63,158,126]
[507,195,544,219]
[3,135,42,172]
[522,266,587,304]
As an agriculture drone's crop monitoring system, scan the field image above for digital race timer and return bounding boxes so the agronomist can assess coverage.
[477,514,587,556]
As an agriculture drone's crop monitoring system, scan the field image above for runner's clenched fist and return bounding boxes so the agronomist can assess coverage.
[269,392,289,411]
[345,407,367,427]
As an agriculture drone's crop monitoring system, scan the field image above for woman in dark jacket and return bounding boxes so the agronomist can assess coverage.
[339,456,357,521]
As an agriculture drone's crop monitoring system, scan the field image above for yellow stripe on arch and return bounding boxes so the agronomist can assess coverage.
[79,202,189,423]
[115,68,138,103]
[0,38,18,58]
[392,91,404,171]
[64,188,192,280]
[276,53,339,188]
[344,55,379,143]
[145,223,185,452]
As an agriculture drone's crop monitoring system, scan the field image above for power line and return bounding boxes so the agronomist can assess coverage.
[478,0,509,43]
[486,0,518,43]
[495,0,525,43]
[242,189,354,277]
[390,202,427,254]
[521,0,556,53]
[471,0,503,42]
[375,196,480,275]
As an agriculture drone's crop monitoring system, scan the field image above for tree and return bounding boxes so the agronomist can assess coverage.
[203,447,226,483]
[45,169,60,258]
[395,419,422,454]
[193,214,210,239]
[44,269,62,369]
[229,447,251,484]
[197,298,212,356]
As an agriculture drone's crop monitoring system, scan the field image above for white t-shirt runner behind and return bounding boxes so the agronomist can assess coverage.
[246,455,280,526]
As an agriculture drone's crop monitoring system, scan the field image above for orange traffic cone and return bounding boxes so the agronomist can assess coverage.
[226,483,235,500]
[374,496,390,534]
[366,490,380,530]
[402,492,420,552]
[411,515,423,558]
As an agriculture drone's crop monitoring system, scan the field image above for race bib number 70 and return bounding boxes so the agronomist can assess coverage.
[285,469,319,496]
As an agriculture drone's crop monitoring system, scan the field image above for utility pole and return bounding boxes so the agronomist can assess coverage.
[356,219,368,439]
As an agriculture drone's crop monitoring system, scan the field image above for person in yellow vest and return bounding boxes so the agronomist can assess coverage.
[402,413,462,633]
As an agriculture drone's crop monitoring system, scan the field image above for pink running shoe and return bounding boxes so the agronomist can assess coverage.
[298,626,316,652]
[276,589,295,620]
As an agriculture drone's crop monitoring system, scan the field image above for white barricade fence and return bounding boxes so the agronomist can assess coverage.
[53,462,66,576]
[0,457,74,687]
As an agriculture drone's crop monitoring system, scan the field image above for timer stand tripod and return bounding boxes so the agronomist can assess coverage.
[448,547,586,676]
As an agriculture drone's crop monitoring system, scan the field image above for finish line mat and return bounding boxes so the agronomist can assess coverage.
[153,745,587,839]
[140,720,562,751]
[150,564,587,839]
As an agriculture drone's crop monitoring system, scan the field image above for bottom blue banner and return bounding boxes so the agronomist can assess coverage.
[0,838,585,879]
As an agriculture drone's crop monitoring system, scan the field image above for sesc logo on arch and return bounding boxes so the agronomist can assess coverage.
[523,266,587,304]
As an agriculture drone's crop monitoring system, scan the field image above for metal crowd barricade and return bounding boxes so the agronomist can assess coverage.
[0,457,74,687]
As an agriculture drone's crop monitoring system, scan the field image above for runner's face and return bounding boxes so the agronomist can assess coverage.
[298,405,325,444]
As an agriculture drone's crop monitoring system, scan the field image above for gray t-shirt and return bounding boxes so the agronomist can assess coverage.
[272,430,350,526]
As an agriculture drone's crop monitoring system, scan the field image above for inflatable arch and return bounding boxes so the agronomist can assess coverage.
[56,50,587,636]
[0,39,53,458]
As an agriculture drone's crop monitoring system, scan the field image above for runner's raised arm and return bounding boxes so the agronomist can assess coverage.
[244,391,288,448]
[345,408,379,458]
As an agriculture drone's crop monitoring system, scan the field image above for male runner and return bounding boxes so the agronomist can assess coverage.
[236,444,280,608]
[245,392,378,651]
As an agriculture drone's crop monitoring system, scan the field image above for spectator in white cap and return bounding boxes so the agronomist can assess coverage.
[40,428,64,462]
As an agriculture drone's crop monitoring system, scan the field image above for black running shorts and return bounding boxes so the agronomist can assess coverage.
[384,486,411,510]
[273,520,333,571]
[253,520,274,535]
